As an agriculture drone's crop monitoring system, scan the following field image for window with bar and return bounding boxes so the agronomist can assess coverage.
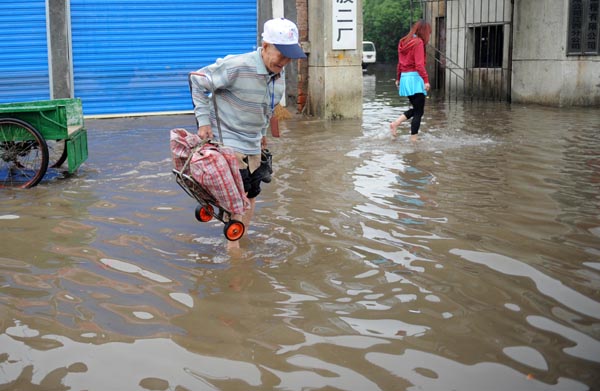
[473,25,504,68]
[568,0,599,55]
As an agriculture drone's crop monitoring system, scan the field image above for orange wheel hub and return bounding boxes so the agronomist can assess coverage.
[224,220,245,241]
[195,204,214,222]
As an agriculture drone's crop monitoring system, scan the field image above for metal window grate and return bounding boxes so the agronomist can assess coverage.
[474,25,503,68]
[567,0,599,55]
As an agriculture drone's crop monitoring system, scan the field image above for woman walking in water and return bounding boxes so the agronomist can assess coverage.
[390,20,431,142]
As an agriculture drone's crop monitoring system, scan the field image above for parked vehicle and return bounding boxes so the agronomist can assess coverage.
[362,41,376,69]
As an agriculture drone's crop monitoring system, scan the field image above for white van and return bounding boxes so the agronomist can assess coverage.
[362,41,376,69]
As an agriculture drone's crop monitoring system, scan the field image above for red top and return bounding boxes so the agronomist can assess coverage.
[396,37,429,84]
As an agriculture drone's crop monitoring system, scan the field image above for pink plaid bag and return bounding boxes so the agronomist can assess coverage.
[170,128,249,215]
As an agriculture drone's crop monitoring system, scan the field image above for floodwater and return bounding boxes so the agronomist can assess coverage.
[1,66,600,390]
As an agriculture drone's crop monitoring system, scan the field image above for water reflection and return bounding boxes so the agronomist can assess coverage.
[367,349,589,390]
[1,66,599,390]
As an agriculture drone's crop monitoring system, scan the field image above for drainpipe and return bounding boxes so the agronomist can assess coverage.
[296,0,309,114]
[272,0,286,107]
[507,0,514,103]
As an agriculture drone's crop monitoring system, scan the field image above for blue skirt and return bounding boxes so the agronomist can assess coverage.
[399,71,427,97]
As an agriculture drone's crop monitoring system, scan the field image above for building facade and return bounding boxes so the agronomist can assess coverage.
[0,0,363,119]
[423,0,599,106]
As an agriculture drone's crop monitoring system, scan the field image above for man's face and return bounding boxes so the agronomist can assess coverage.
[262,43,292,74]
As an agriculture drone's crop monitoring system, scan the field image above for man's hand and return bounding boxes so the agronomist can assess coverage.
[261,136,267,150]
[198,125,214,140]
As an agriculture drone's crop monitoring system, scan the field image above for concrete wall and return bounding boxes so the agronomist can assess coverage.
[48,0,72,99]
[307,0,363,119]
[512,0,600,106]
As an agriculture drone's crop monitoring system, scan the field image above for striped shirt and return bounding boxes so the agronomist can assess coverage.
[190,48,285,155]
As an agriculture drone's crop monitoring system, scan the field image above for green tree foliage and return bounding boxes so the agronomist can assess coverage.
[363,0,422,63]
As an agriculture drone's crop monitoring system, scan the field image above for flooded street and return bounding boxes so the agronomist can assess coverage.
[1,66,600,390]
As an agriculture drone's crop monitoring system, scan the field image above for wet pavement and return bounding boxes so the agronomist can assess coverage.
[1,65,600,390]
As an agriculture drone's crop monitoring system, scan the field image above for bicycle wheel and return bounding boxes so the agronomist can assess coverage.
[48,139,67,168]
[0,118,49,188]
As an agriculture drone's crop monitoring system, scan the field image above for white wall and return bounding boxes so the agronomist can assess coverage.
[511,0,600,106]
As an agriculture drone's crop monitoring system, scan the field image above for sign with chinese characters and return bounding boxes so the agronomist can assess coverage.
[332,0,357,50]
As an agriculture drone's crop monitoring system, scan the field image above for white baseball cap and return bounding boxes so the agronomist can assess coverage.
[262,18,307,59]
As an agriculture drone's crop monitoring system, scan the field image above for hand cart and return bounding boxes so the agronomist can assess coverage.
[171,72,245,241]
[0,98,88,188]
[172,141,246,242]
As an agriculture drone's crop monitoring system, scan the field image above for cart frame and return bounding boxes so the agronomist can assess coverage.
[0,98,88,188]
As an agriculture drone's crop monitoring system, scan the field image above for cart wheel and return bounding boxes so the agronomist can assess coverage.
[194,204,214,222]
[48,139,67,168]
[224,220,245,241]
[0,118,49,188]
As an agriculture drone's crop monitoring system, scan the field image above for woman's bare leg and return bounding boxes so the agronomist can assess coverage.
[390,114,407,137]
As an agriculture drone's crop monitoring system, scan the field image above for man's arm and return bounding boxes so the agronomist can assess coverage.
[189,71,214,138]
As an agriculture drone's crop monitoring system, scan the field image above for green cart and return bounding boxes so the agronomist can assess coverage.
[0,98,88,188]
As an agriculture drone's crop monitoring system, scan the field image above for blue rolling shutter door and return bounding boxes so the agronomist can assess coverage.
[70,0,257,116]
[0,0,50,104]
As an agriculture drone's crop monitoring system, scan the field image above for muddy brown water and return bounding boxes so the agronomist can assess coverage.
[1,66,599,390]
